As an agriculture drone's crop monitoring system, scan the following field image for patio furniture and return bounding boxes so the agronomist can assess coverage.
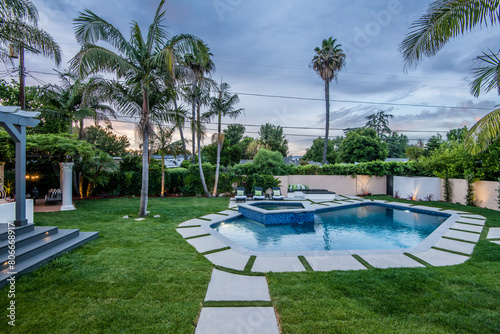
[235,187,247,203]
[45,189,62,205]
[253,187,266,200]
[272,187,284,200]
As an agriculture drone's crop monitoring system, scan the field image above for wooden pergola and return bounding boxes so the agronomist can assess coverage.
[0,106,40,226]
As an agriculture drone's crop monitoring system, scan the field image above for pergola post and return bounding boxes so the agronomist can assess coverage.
[0,106,40,226]
[60,162,75,211]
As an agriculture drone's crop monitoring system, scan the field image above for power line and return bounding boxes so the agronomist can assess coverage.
[234,92,494,111]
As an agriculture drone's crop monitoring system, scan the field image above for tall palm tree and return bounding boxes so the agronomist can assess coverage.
[310,37,346,164]
[71,0,202,216]
[151,121,178,197]
[399,0,500,154]
[40,70,115,139]
[183,47,216,197]
[207,81,243,196]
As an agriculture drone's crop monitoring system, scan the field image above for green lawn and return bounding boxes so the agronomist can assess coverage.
[1,196,499,333]
[268,196,500,334]
[0,197,229,333]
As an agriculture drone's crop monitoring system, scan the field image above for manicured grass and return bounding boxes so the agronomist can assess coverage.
[268,196,500,333]
[0,197,229,334]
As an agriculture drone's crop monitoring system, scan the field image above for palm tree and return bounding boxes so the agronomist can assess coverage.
[310,37,346,164]
[40,70,115,139]
[206,81,243,196]
[151,121,178,197]
[182,47,216,197]
[399,0,500,154]
[0,0,61,109]
[71,0,202,216]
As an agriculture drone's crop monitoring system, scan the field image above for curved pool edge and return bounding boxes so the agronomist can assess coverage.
[177,199,486,272]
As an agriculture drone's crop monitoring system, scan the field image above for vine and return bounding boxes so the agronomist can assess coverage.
[443,173,452,203]
[465,172,476,206]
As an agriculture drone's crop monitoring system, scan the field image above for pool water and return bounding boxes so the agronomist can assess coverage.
[212,205,447,252]
[252,203,305,211]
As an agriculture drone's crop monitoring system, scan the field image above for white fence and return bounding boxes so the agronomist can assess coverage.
[276,175,499,211]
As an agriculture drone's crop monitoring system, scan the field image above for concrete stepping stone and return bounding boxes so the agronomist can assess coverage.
[305,255,366,271]
[461,214,485,220]
[444,230,480,242]
[205,269,270,301]
[204,249,250,271]
[434,238,476,255]
[178,218,206,227]
[195,307,279,334]
[411,249,469,266]
[457,217,485,226]
[186,236,227,253]
[359,253,424,269]
[252,256,305,272]
[451,223,483,233]
[176,227,207,238]
[487,228,500,239]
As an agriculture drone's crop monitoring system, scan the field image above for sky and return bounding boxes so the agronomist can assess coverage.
[12,0,500,155]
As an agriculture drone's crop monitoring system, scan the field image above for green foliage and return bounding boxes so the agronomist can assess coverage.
[425,134,444,153]
[84,125,130,157]
[405,146,425,162]
[302,137,337,163]
[296,164,321,175]
[319,161,429,177]
[202,141,243,167]
[447,127,467,143]
[444,174,452,203]
[364,111,394,137]
[338,128,388,163]
[258,123,289,157]
[223,123,246,146]
[465,172,476,206]
[385,132,409,158]
[253,149,290,175]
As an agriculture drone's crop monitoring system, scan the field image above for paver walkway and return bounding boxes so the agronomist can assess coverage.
[195,269,279,334]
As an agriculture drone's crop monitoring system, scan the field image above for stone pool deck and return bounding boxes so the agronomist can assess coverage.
[180,197,489,333]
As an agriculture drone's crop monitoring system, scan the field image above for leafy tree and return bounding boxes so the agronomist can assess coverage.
[399,0,500,154]
[258,123,288,157]
[338,128,388,163]
[78,151,118,198]
[252,149,288,175]
[239,137,255,159]
[425,134,444,154]
[151,123,178,197]
[84,125,129,157]
[224,123,245,146]
[302,137,337,164]
[365,111,394,138]
[446,126,467,143]
[71,0,202,216]
[202,141,243,167]
[206,82,243,196]
[385,132,409,158]
[405,146,425,162]
[310,37,346,164]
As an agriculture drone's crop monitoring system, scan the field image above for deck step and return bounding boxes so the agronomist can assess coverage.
[0,224,35,241]
[0,226,59,253]
[0,229,80,271]
[0,231,99,288]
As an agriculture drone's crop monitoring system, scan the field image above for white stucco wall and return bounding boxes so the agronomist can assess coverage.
[0,199,34,224]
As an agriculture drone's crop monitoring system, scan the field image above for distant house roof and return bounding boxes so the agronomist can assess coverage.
[385,158,409,162]
[239,159,253,164]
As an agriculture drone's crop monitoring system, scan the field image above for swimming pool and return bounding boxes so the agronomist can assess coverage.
[212,204,449,252]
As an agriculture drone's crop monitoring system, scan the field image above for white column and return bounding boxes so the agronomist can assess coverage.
[60,162,75,211]
[0,162,4,191]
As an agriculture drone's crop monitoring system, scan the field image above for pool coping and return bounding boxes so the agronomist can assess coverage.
[178,199,486,272]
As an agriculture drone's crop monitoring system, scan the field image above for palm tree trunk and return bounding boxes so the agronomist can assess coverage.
[323,80,330,164]
[197,102,211,197]
[79,118,85,140]
[174,99,188,160]
[191,83,197,163]
[161,152,165,197]
[213,111,222,197]
[138,89,150,217]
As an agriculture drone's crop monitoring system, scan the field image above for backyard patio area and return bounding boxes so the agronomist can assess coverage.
[0,196,498,333]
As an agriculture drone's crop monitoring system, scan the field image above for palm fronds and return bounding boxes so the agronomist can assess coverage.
[465,107,500,154]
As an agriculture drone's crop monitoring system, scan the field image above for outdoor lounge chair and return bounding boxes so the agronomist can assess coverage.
[272,187,284,200]
[253,187,266,200]
[235,187,247,203]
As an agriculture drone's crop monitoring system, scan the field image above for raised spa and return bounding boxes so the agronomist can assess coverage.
[238,201,315,225]
[214,203,450,252]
